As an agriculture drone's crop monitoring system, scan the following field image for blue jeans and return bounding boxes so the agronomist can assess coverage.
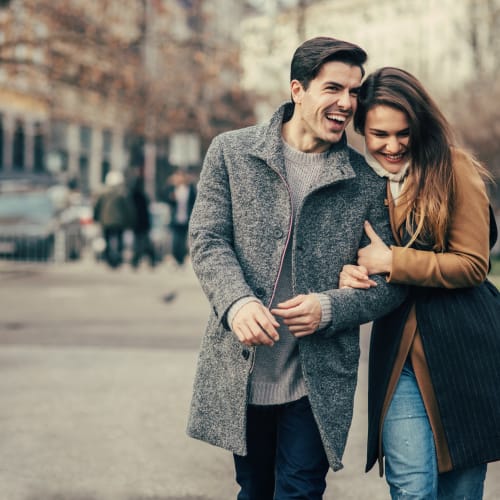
[383,361,487,499]
[233,396,329,500]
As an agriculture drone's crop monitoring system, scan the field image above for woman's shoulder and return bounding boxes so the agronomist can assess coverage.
[450,147,481,175]
[450,147,488,187]
[450,147,489,207]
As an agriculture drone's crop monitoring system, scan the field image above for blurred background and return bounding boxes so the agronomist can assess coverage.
[1,0,500,263]
[0,1,500,499]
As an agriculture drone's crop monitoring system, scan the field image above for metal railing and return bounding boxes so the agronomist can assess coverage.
[0,227,85,263]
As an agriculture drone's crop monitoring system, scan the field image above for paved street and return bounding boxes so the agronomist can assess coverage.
[0,257,498,500]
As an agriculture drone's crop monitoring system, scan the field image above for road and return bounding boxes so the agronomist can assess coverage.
[0,257,498,500]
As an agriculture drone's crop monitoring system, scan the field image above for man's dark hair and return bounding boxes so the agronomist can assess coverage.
[290,36,367,90]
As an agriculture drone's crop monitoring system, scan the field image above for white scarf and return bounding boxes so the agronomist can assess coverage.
[364,145,410,202]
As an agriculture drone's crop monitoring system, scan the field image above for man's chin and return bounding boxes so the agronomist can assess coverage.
[325,130,345,144]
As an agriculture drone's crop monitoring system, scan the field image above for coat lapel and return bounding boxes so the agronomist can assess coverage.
[249,102,357,190]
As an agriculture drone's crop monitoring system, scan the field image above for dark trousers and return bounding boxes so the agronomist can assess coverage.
[171,224,189,265]
[131,230,155,268]
[233,396,329,500]
[103,226,124,268]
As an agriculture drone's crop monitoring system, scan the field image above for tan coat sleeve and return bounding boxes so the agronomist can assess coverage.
[388,149,490,288]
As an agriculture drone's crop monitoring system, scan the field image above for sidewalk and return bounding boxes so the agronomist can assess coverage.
[0,257,498,499]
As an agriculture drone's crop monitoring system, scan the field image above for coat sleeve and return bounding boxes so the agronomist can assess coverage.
[188,136,255,326]
[321,182,408,335]
[388,150,490,288]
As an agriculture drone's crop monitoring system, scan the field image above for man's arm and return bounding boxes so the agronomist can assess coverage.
[321,196,407,334]
[273,195,407,337]
[189,136,257,327]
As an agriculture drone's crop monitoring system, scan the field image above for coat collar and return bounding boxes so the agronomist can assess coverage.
[250,102,356,189]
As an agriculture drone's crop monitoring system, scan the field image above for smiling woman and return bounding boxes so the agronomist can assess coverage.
[342,66,498,499]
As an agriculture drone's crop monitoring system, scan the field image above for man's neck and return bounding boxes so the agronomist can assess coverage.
[281,115,331,154]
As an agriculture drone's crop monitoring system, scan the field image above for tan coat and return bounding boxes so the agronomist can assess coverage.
[379,148,490,474]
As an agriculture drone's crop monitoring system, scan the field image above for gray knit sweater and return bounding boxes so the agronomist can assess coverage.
[245,140,333,405]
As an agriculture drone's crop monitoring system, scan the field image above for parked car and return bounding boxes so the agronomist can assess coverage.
[0,188,84,262]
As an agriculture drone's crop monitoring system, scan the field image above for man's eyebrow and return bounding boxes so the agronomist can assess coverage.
[322,81,361,92]
[322,80,343,87]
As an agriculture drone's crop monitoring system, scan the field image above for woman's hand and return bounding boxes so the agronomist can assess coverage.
[339,264,377,289]
[357,221,393,275]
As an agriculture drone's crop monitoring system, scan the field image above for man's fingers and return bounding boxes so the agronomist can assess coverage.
[262,308,281,329]
[271,306,300,319]
[236,321,274,346]
[275,295,303,309]
[272,295,307,319]
[232,302,280,345]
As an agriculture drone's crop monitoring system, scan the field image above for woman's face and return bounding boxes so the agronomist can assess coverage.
[364,105,410,174]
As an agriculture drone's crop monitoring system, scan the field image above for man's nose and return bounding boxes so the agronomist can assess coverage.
[337,89,352,109]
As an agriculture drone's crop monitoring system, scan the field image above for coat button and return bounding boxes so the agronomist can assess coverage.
[255,288,265,299]
[273,228,284,239]
[241,349,250,360]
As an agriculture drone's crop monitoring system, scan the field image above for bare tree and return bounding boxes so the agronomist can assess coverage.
[0,0,255,156]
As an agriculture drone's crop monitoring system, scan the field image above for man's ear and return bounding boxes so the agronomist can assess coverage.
[290,79,304,105]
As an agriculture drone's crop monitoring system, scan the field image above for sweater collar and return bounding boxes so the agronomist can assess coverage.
[253,102,355,186]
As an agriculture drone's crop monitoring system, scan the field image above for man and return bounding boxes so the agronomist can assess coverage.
[130,175,155,269]
[163,169,196,267]
[93,170,134,268]
[187,37,406,499]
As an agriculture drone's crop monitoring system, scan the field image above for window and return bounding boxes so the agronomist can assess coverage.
[33,122,45,172]
[12,120,24,170]
[0,114,3,170]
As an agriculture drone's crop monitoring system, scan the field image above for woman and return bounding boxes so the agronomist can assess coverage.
[340,67,500,498]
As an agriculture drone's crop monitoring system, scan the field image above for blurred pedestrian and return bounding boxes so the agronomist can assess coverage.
[163,169,196,267]
[130,176,155,269]
[93,170,134,269]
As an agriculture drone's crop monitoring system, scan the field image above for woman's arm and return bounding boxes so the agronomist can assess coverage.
[388,151,490,288]
[352,150,490,289]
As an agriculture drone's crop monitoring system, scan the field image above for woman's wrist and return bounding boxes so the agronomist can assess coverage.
[384,247,393,274]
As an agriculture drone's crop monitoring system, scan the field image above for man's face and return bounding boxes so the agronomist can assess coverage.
[291,61,362,152]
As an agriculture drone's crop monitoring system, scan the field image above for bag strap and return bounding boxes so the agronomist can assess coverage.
[488,204,497,273]
[489,204,498,250]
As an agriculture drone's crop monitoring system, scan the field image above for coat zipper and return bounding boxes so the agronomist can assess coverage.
[249,169,294,374]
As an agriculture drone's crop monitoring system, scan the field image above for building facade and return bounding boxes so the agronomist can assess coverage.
[0,0,253,198]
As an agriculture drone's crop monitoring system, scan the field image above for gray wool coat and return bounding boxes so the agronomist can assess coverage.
[187,102,407,471]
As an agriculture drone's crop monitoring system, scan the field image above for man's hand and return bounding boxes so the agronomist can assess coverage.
[339,264,377,289]
[271,294,321,338]
[232,301,280,347]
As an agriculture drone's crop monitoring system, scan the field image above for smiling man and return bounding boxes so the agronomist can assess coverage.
[187,37,407,499]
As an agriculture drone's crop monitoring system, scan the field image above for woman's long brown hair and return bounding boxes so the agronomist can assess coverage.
[354,67,489,251]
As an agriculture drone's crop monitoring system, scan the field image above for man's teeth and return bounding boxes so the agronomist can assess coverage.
[327,114,346,122]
